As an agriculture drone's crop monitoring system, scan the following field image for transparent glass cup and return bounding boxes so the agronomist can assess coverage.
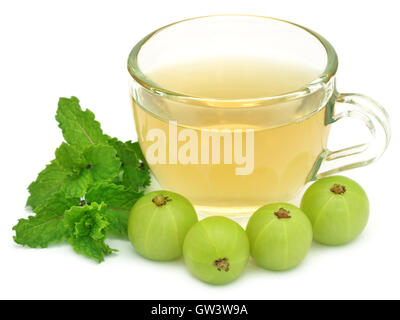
[128,15,391,216]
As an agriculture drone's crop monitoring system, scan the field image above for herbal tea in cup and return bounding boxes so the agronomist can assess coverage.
[128,15,390,216]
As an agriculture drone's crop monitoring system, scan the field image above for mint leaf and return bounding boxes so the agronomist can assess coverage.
[64,202,116,263]
[68,237,115,264]
[26,162,72,210]
[13,215,65,248]
[14,193,80,248]
[26,141,120,209]
[54,143,85,172]
[56,97,107,149]
[86,182,142,210]
[56,144,121,199]
[130,140,148,165]
[63,171,92,198]
[107,137,150,190]
[54,143,91,198]
[86,182,142,236]
[18,96,151,263]
[82,145,121,182]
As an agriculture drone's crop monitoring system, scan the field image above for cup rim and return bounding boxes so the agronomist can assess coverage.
[127,14,338,108]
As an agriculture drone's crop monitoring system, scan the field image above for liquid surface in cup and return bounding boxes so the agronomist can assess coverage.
[148,56,319,99]
[132,57,330,215]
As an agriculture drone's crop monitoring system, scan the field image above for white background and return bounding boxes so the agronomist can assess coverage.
[0,0,399,300]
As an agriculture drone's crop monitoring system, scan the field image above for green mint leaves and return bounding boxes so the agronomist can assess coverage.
[106,137,151,190]
[14,97,150,262]
[64,202,116,263]
[26,162,72,210]
[56,96,107,148]
[14,193,80,248]
[85,182,142,236]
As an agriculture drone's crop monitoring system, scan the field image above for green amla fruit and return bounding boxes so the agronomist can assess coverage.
[301,175,369,246]
[246,203,312,271]
[183,216,249,285]
[128,190,198,261]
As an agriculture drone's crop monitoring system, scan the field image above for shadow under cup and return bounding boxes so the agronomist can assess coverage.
[128,15,390,216]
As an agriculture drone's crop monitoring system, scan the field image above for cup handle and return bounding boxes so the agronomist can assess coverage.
[310,92,391,180]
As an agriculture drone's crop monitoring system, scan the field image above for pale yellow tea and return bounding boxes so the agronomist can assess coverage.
[132,57,330,215]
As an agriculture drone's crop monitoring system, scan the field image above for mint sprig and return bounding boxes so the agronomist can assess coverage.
[106,137,151,189]
[56,96,107,148]
[86,182,142,236]
[14,192,81,248]
[13,97,150,262]
[64,202,115,263]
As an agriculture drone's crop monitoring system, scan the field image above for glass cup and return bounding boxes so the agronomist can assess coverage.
[128,15,391,216]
